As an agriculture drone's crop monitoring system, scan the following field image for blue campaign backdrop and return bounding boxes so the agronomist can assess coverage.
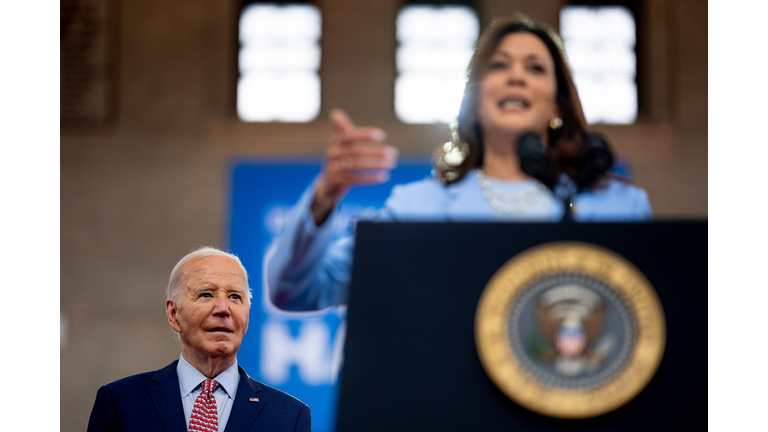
[226,159,432,432]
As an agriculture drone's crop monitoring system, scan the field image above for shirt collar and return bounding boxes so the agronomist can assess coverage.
[177,353,239,400]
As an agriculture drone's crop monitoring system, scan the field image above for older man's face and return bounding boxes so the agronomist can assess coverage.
[167,256,249,361]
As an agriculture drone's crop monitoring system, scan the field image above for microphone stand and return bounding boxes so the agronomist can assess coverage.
[561,196,577,223]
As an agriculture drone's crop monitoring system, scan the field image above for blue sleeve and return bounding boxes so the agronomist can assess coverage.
[263,180,424,311]
[87,386,117,432]
[263,179,354,311]
[575,181,653,222]
[633,187,653,221]
[374,184,406,221]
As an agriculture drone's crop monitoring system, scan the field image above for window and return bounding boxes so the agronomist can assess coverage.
[237,3,321,122]
[395,5,479,124]
[560,5,637,124]
[61,0,118,129]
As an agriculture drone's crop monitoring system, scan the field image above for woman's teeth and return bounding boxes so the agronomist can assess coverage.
[501,99,526,109]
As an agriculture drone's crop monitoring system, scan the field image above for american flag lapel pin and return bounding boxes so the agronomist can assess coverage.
[249,397,259,402]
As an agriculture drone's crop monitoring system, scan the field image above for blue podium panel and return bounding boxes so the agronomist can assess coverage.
[227,159,432,432]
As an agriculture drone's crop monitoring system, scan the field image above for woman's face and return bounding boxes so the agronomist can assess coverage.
[477,32,560,142]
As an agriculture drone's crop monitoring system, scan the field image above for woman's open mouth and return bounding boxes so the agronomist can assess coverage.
[499,97,530,110]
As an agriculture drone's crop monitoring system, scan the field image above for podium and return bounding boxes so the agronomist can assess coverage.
[335,222,706,431]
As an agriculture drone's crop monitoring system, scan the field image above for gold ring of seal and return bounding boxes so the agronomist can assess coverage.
[475,241,666,419]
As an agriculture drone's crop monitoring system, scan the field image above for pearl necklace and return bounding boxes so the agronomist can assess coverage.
[476,170,547,213]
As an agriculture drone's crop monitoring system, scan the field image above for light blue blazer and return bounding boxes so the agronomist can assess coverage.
[264,170,651,311]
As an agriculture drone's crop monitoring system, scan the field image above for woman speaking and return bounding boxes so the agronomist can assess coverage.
[264,15,651,311]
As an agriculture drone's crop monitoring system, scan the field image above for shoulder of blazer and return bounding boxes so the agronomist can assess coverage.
[238,366,307,408]
[101,360,178,393]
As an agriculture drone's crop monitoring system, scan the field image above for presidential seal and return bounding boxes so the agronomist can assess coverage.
[475,242,665,419]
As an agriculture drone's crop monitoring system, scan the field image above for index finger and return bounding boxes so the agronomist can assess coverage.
[330,108,355,135]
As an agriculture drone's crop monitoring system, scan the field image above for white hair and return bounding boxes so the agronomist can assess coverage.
[166,246,252,306]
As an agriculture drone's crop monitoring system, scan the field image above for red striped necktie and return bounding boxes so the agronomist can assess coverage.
[189,379,219,432]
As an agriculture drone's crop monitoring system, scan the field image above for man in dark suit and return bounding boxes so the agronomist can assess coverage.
[87,247,311,432]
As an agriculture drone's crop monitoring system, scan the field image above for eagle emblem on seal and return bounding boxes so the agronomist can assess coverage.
[530,284,616,377]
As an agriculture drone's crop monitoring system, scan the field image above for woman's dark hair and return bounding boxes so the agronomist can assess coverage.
[436,14,609,188]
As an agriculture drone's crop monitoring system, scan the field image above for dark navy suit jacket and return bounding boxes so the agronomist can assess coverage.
[87,361,311,432]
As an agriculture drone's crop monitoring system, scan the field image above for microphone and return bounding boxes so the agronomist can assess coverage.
[576,133,614,192]
[516,132,556,190]
[515,132,574,223]
[515,132,615,223]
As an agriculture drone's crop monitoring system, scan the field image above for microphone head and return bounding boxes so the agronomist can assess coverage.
[580,133,613,172]
[516,132,555,188]
[577,133,614,190]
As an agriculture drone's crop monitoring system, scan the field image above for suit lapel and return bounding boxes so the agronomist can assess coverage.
[149,361,188,432]
[223,367,265,432]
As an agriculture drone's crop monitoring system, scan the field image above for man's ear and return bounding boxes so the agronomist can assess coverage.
[166,299,182,332]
